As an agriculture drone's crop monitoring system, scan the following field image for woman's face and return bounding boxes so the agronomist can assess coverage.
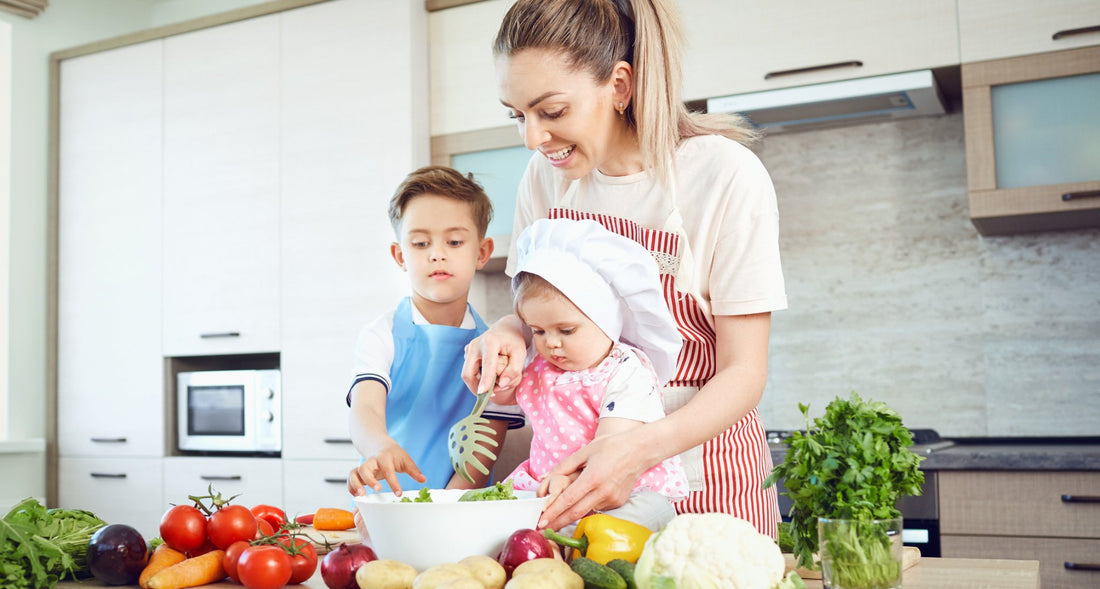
[497,48,636,180]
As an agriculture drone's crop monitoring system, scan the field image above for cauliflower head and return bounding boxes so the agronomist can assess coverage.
[635,513,800,589]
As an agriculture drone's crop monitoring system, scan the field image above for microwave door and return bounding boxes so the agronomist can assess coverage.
[180,382,253,452]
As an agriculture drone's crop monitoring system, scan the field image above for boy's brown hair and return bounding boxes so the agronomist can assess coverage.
[388,165,494,238]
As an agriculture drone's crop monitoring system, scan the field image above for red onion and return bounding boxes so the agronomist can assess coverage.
[320,542,378,589]
[497,528,556,577]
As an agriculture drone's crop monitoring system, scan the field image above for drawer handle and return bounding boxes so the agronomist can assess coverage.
[1061,494,1100,503]
[1064,561,1100,572]
[323,477,348,484]
[90,472,127,479]
[200,331,241,339]
[200,475,242,481]
[1063,189,1100,202]
[764,60,863,80]
[90,437,127,443]
[323,438,353,444]
[1052,25,1100,41]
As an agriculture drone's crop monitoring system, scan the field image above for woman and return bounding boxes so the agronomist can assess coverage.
[461,0,786,537]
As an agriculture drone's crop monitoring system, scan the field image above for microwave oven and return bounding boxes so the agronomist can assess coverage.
[177,369,281,454]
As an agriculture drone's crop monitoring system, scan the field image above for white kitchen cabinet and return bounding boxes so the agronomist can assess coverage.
[282,460,361,518]
[680,0,959,101]
[58,457,164,540]
[161,15,281,358]
[279,0,419,460]
[56,40,165,458]
[163,456,283,509]
[959,0,1100,63]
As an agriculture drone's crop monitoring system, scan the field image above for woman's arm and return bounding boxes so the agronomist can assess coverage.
[461,314,529,400]
[538,312,771,529]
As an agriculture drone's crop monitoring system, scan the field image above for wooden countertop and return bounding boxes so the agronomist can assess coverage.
[59,556,1039,589]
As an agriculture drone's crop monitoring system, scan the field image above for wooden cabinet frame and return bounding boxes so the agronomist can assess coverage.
[962,45,1100,235]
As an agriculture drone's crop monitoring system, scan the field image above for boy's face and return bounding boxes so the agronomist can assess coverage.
[518,291,613,372]
[391,194,493,313]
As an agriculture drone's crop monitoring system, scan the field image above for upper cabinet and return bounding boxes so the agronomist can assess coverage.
[958,0,1100,63]
[679,0,959,101]
[161,15,282,357]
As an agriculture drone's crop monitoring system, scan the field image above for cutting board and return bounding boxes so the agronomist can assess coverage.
[783,546,921,579]
[297,525,363,554]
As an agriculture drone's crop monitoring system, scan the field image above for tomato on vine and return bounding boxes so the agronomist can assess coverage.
[224,540,251,583]
[237,544,292,589]
[159,504,207,553]
[277,535,319,584]
[208,504,259,549]
[251,504,287,530]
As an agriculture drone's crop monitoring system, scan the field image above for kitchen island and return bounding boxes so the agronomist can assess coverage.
[58,556,1040,588]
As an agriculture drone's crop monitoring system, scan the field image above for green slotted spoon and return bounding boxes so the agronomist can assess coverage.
[448,373,500,484]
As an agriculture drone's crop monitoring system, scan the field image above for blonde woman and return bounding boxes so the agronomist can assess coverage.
[462,0,786,537]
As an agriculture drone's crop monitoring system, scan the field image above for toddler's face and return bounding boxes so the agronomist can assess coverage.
[518,292,613,372]
[393,193,490,309]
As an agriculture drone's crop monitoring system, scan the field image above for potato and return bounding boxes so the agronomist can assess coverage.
[437,578,484,589]
[356,559,418,589]
[507,559,582,589]
[459,555,506,589]
[413,563,476,589]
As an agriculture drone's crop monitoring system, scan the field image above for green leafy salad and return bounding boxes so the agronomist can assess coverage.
[0,497,107,589]
[397,480,518,503]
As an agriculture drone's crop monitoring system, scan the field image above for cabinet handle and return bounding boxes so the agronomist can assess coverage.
[200,475,242,481]
[200,331,241,339]
[764,60,863,80]
[1052,25,1100,41]
[90,437,127,443]
[1063,190,1100,202]
[1062,494,1100,503]
[323,477,348,484]
[90,472,127,479]
[1064,561,1100,571]
[323,438,353,445]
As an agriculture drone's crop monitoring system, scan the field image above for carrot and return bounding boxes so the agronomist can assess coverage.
[312,507,355,531]
[146,549,226,589]
[139,544,188,589]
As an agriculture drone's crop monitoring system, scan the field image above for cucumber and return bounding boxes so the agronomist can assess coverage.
[570,557,627,589]
[605,559,637,589]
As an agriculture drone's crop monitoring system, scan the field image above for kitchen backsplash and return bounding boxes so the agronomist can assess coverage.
[476,113,1100,438]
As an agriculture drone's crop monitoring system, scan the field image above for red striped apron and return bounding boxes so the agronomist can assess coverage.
[548,206,780,538]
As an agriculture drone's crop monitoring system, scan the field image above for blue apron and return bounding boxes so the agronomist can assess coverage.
[381,297,488,492]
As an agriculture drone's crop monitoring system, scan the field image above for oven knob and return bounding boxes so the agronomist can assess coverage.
[265,388,275,400]
[264,411,275,423]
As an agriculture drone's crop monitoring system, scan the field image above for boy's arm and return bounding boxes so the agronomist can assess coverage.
[347,379,425,495]
[445,419,509,489]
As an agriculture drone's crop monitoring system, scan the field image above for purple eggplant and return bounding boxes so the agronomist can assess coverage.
[497,528,557,577]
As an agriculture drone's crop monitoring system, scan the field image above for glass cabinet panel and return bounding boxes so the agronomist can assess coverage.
[452,145,533,238]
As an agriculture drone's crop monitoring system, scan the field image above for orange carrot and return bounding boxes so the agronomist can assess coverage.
[312,507,355,531]
[139,544,188,589]
[146,549,226,589]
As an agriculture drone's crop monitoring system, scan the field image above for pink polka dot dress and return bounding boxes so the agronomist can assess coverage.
[506,343,688,500]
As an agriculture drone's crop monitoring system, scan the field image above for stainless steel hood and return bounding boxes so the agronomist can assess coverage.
[706,70,946,133]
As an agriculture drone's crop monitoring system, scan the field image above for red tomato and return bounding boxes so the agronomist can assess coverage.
[238,545,292,589]
[224,540,251,583]
[207,504,259,549]
[294,513,314,526]
[159,505,207,553]
[187,538,218,558]
[256,518,275,539]
[251,504,287,530]
[277,535,318,584]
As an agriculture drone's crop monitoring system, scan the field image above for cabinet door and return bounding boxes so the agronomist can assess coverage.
[162,15,281,357]
[163,457,283,508]
[681,0,959,100]
[57,40,165,458]
[58,457,164,540]
[959,0,1100,63]
[282,459,361,518]
[429,0,513,136]
[279,0,415,460]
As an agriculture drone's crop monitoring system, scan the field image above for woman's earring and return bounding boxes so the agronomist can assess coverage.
[616,102,626,117]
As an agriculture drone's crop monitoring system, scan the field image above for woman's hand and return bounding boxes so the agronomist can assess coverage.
[347,444,426,497]
[538,430,653,530]
[462,314,528,400]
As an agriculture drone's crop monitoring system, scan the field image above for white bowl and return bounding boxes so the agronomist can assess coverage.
[353,488,548,571]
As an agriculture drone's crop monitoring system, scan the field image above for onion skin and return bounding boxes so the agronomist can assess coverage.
[320,542,378,589]
[497,528,556,577]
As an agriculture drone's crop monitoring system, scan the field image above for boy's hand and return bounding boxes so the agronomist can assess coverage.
[347,444,426,497]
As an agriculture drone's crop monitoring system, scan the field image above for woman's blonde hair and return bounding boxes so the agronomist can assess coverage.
[493,0,758,188]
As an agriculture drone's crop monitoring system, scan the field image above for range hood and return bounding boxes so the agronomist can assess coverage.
[706,70,946,133]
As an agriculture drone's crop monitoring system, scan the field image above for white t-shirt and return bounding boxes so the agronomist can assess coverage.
[507,134,787,320]
[349,304,524,427]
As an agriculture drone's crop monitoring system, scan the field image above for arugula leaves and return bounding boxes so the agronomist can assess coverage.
[0,497,107,589]
[764,392,924,570]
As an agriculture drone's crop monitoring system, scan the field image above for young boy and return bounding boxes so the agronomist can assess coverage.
[346,165,523,500]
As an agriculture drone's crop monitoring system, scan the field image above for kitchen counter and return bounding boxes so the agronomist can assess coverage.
[770,437,1100,471]
[58,557,1040,589]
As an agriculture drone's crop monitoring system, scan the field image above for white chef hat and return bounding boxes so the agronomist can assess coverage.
[511,218,683,385]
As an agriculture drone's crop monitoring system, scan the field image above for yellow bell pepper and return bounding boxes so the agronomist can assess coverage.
[542,513,653,564]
